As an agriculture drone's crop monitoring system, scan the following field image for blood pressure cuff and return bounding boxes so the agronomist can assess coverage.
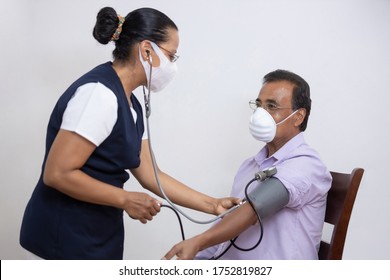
[247,177,289,219]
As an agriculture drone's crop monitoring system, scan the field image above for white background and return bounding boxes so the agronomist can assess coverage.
[1,0,389,260]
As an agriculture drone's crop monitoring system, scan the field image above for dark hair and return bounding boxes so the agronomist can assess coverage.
[263,69,311,131]
[93,7,178,61]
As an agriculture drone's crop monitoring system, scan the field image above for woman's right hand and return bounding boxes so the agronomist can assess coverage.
[44,130,161,223]
[123,192,162,224]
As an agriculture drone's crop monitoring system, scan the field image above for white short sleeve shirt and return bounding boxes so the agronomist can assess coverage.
[61,82,142,146]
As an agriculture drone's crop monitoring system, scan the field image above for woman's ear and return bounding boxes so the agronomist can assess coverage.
[139,40,159,66]
[139,40,153,63]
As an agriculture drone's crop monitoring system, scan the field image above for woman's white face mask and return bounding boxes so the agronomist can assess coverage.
[139,42,178,92]
[249,107,298,143]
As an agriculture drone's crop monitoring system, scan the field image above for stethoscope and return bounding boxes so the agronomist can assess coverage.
[142,50,244,224]
[142,50,270,258]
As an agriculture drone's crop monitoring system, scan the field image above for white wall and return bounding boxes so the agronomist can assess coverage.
[1,0,389,259]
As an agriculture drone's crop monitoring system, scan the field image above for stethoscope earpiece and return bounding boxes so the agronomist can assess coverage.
[146,50,152,64]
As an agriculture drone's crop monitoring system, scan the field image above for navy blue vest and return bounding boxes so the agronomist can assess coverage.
[20,62,144,259]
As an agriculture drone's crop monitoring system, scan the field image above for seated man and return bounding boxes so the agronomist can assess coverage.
[163,69,332,260]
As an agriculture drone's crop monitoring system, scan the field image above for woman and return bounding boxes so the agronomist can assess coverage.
[20,7,239,260]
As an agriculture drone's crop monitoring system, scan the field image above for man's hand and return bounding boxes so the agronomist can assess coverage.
[162,237,201,260]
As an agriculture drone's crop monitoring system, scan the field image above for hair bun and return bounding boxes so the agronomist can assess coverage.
[93,7,119,45]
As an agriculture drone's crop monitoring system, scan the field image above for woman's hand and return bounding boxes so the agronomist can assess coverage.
[131,140,243,217]
[44,130,162,224]
[213,197,241,216]
[122,192,162,224]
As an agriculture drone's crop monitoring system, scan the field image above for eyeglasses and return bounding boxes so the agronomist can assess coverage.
[157,45,180,62]
[249,100,292,113]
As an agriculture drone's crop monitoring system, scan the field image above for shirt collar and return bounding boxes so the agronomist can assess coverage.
[254,132,305,165]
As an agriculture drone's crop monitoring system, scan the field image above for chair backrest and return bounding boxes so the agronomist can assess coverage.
[318,168,364,260]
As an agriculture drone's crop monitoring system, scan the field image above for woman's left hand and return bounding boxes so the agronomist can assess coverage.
[214,197,241,215]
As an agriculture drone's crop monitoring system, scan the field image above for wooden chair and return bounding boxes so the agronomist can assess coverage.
[318,168,364,260]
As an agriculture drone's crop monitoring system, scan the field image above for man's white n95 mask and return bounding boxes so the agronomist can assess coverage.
[249,107,298,143]
[140,42,178,92]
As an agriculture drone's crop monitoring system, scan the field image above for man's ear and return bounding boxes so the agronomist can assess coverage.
[294,108,306,128]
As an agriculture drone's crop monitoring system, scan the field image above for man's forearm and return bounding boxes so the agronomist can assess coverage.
[196,202,258,251]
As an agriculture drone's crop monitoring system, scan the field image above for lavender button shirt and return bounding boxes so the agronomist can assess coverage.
[196,133,332,260]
